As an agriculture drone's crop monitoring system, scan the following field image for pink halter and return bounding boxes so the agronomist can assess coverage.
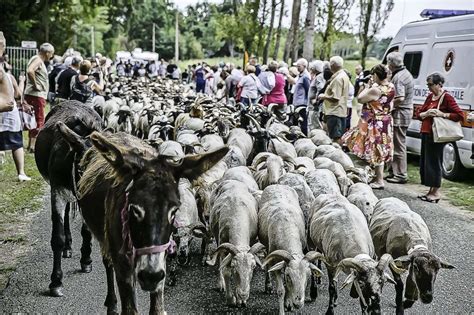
[120,193,176,265]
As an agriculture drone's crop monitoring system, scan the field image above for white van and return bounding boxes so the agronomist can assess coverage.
[383,10,474,180]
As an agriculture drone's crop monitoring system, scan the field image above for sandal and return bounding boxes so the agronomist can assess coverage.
[420,196,440,203]
[417,194,427,199]
[370,183,385,190]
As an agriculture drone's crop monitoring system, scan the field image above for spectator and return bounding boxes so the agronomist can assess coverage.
[263,60,287,119]
[195,65,206,93]
[249,57,261,76]
[238,64,260,108]
[354,64,364,96]
[342,64,395,190]
[124,61,133,77]
[308,60,325,130]
[56,56,82,102]
[69,60,103,105]
[345,70,354,130]
[290,58,311,134]
[319,56,350,142]
[137,64,147,77]
[0,32,30,181]
[116,61,125,76]
[258,63,275,99]
[386,51,415,184]
[416,73,464,203]
[182,69,189,84]
[24,42,54,153]
[172,66,181,81]
[204,66,215,95]
[2,53,12,73]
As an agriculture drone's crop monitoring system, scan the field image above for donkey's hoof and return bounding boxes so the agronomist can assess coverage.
[106,306,119,315]
[81,263,92,273]
[50,286,64,297]
[62,249,72,258]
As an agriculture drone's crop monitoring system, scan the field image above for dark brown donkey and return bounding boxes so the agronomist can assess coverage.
[58,128,228,314]
[34,101,102,297]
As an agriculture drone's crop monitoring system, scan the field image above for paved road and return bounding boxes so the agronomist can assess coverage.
[1,184,473,314]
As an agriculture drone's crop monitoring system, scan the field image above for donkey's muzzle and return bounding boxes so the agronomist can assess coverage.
[137,269,165,291]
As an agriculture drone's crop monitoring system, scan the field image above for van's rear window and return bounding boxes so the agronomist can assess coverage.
[404,52,422,78]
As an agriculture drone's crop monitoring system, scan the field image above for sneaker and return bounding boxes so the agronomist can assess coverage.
[386,177,408,184]
[18,174,31,182]
[384,173,395,180]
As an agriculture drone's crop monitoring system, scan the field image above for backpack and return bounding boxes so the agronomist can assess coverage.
[70,75,93,103]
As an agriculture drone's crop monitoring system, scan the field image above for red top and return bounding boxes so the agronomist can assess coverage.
[416,92,464,134]
[263,73,287,105]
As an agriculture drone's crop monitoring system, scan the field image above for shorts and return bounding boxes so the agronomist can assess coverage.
[325,115,346,139]
[0,131,23,151]
[24,95,46,138]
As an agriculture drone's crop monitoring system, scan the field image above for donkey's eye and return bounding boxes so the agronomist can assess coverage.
[130,204,145,222]
[168,206,179,223]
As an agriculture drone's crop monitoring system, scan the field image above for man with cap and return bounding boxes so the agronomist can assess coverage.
[56,55,82,102]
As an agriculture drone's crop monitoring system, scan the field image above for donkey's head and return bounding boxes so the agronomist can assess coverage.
[89,132,229,291]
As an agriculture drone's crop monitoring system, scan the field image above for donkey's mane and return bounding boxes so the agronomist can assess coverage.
[77,132,157,198]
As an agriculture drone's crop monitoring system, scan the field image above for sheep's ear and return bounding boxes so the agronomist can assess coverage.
[268,261,286,273]
[309,263,324,277]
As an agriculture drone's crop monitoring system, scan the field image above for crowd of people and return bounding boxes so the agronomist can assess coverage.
[0,31,469,202]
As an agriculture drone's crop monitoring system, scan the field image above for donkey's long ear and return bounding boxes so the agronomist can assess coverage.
[56,122,87,154]
[174,146,229,182]
[89,132,145,174]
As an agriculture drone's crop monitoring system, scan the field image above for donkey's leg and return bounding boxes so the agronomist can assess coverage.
[62,203,72,258]
[103,256,118,315]
[116,274,138,315]
[150,280,167,315]
[80,222,93,273]
[49,190,67,297]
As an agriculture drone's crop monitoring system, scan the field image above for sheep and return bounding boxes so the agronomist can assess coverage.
[258,184,324,315]
[313,157,352,196]
[227,128,253,161]
[106,105,133,134]
[268,137,297,161]
[304,169,340,198]
[369,198,455,315]
[308,194,398,314]
[347,183,378,222]
[293,156,316,175]
[207,180,264,307]
[314,145,355,170]
[251,152,286,190]
[309,129,332,145]
[200,134,225,153]
[176,130,201,154]
[278,173,314,225]
[158,140,184,165]
[222,145,246,168]
[221,166,259,193]
[294,138,317,159]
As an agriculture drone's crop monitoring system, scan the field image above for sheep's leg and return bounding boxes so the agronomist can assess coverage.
[264,266,273,294]
[392,268,405,315]
[218,254,225,292]
[150,280,166,315]
[223,266,236,306]
[326,270,337,315]
[316,258,322,284]
[310,273,318,301]
[166,253,177,287]
[103,256,118,314]
[62,203,72,258]
[359,297,368,314]
[275,272,285,315]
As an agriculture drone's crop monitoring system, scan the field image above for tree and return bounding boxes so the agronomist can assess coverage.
[262,0,277,64]
[358,0,394,68]
[283,0,302,63]
[316,0,353,60]
[256,0,269,59]
[302,0,317,61]
[272,0,286,60]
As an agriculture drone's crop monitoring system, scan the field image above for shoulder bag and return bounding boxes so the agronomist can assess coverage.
[432,92,463,143]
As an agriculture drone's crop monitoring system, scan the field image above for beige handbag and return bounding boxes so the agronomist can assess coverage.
[432,92,464,143]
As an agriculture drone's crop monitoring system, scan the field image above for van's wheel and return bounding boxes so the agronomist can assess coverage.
[442,143,465,181]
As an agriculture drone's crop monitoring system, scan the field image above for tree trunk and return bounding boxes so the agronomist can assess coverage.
[359,0,374,69]
[273,0,285,60]
[256,0,268,59]
[320,0,335,60]
[263,0,276,64]
[302,0,317,61]
[289,0,302,64]
[283,0,300,62]
[43,0,49,42]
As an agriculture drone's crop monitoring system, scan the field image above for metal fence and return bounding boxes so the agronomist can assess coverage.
[6,47,38,80]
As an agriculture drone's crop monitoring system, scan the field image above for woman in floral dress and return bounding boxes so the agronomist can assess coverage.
[342,64,394,189]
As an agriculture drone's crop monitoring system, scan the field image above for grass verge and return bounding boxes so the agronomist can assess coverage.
[0,131,47,291]
[407,155,474,212]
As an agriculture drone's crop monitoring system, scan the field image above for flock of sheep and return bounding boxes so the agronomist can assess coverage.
[92,76,454,315]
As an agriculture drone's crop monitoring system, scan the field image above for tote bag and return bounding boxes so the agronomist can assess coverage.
[432,92,463,143]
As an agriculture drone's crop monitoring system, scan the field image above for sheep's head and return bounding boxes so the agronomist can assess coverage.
[263,250,323,312]
[207,243,265,307]
[393,248,454,304]
[336,254,401,314]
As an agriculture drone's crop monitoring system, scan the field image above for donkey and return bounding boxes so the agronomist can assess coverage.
[58,127,229,314]
[34,101,102,297]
